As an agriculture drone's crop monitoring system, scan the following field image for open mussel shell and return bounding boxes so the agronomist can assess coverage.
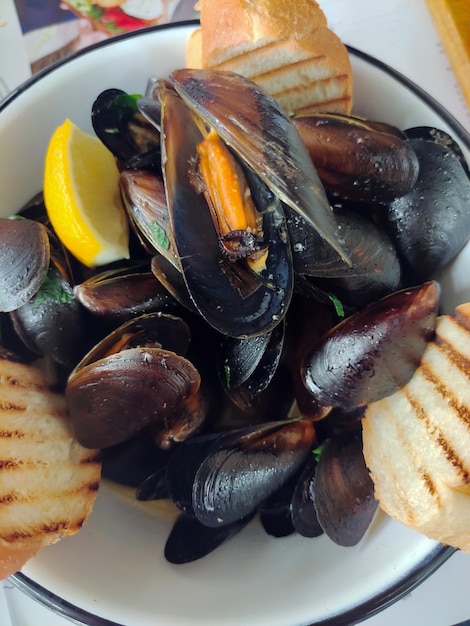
[160,83,293,338]
[0,218,50,312]
[169,68,350,265]
[91,88,160,166]
[302,281,440,409]
[221,320,286,416]
[166,419,315,527]
[292,113,419,203]
[119,170,180,268]
[383,136,470,283]
[313,432,377,547]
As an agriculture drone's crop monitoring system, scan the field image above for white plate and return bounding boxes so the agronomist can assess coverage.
[1,21,469,626]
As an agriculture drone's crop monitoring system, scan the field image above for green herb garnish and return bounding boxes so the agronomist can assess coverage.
[327,292,345,318]
[150,221,170,251]
[33,269,74,308]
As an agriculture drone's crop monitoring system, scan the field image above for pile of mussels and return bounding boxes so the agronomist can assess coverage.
[1,69,470,564]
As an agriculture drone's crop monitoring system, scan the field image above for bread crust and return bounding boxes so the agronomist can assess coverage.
[185,0,353,114]
[0,355,101,579]
[362,303,470,552]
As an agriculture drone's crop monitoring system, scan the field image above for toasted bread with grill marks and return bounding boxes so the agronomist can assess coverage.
[185,0,353,116]
[362,303,470,551]
[0,350,101,579]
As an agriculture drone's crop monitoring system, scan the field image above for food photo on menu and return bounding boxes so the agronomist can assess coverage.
[13,0,198,73]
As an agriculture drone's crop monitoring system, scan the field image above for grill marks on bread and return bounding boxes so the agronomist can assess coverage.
[362,304,470,550]
[186,0,353,115]
[0,356,101,575]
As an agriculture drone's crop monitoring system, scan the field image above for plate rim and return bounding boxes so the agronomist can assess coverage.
[1,18,464,626]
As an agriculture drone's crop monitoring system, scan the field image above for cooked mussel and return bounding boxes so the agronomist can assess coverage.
[292,112,419,203]
[92,88,161,167]
[73,264,180,325]
[169,68,350,265]
[302,281,440,409]
[66,313,203,448]
[0,218,50,312]
[383,133,470,283]
[159,81,294,338]
[313,431,377,546]
[166,419,315,527]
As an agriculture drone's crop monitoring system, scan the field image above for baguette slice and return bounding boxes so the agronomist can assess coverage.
[0,350,101,579]
[186,0,353,115]
[362,303,470,551]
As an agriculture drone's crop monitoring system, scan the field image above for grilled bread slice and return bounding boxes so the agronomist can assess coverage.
[362,303,470,551]
[0,350,101,579]
[185,0,353,115]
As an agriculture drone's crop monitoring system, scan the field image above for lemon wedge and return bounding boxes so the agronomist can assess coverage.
[44,118,129,268]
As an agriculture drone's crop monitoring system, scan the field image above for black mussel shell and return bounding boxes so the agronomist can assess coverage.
[160,83,293,338]
[169,68,350,264]
[292,113,419,204]
[0,218,50,312]
[290,454,324,538]
[74,268,180,326]
[91,88,160,165]
[165,512,255,564]
[314,433,377,546]
[221,320,285,402]
[384,136,470,283]
[313,207,402,307]
[167,419,315,527]
[218,331,272,390]
[302,281,440,409]
[102,430,172,489]
[10,268,88,369]
[119,170,180,267]
[66,347,201,449]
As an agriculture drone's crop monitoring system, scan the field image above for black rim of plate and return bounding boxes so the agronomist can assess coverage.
[1,18,465,626]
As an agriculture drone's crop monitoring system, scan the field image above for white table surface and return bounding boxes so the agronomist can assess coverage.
[1,0,470,624]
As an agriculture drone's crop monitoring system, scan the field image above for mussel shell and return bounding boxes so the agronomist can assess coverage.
[119,170,180,267]
[91,88,160,165]
[384,137,470,283]
[222,321,286,415]
[0,218,50,312]
[74,266,179,324]
[66,347,201,448]
[292,113,419,203]
[164,512,254,564]
[160,84,293,338]
[287,205,401,305]
[169,68,350,264]
[302,281,440,409]
[218,331,272,390]
[313,207,402,307]
[290,454,324,538]
[72,312,192,371]
[101,430,172,489]
[186,420,315,527]
[10,268,88,369]
[314,433,377,546]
